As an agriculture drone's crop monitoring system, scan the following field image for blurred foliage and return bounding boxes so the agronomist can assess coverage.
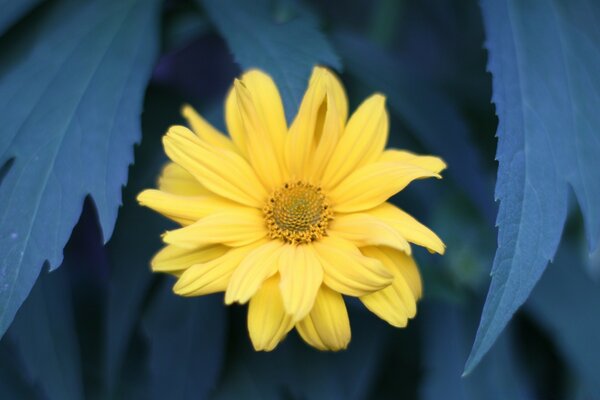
[0,0,599,399]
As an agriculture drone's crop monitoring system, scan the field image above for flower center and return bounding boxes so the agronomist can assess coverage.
[264,181,333,245]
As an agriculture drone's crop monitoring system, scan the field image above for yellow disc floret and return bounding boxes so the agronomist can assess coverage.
[264,181,333,245]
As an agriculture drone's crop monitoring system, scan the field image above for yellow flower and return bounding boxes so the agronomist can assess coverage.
[138,67,445,351]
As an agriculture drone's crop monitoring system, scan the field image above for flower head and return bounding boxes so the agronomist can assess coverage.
[138,67,446,351]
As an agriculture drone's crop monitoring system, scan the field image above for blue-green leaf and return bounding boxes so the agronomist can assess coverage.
[466,0,600,373]
[4,265,83,400]
[0,0,42,36]
[141,280,227,400]
[332,31,494,221]
[422,301,532,400]
[0,0,161,338]
[527,242,600,397]
[199,0,341,120]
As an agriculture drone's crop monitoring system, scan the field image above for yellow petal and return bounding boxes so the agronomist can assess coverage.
[225,241,284,304]
[173,243,263,296]
[163,125,267,207]
[379,149,447,174]
[237,70,287,158]
[306,76,345,183]
[312,236,393,296]
[296,286,350,351]
[285,67,327,178]
[181,104,237,152]
[318,66,348,125]
[366,202,445,254]
[137,189,242,226]
[233,78,285,189]
[163,209,267,249]
[151,244,228,274]
[328,214,411,254]
[224,86,249,158]
[360,247,420,327]
[322,94,388,190]
[278,244,323,321]
[158,162,210,196]
[248,276,294,351]
[329,162,441,213]
[379,246,422,300]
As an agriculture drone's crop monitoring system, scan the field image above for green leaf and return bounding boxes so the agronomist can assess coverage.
[0,0,42,36]
[0,0,161,338]
[527,242,600,397]
[199,0,341,121]
[465,0,600,373]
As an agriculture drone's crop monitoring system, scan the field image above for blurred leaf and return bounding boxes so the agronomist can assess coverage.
[105,87,183,394]
[421,301,533,400]
[466,0,600,373]
[332,31,494,222]
[163,5,210,52]
[141,280,227,400]
[0,338,40,399]
[527,242,600,398]
[199,0,341,121]
[4,266,83,400]
[0,0,42,36]
[213,307,388,400]
[0,0,161,338]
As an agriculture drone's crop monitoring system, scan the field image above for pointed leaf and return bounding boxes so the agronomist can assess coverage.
[466,0,600,373]
[0,0,161,338]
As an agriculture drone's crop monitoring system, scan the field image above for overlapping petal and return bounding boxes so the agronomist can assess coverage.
[366,202,445,254]
[181,104,237,151]
[329,161,441,213]
[137,189,242,226]
[278,244,323,321]
[322,94,388,190]
[163,125,267,207]
[163,209,267,249]
[312,236,393,296]
[359,246,421,327]
[225,241,284,304]
[157,162,209,196]
[173,242,264,296]
[151,244,229,274]
[248,276,295,351]
[296,286,350,351]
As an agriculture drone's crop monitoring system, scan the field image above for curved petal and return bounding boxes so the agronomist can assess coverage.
[360,247,420,327]
[248,276,295,351]
[137,189,243,226]
[306,76,345,183]
[296,286,350,351]
[163,209,267,249]
[158,162,209,196]
[173,243,263,296]
[233,78,285,189]
[376,246,422,300]
[328,214,411,254]
[285,67,327,178]
[224,86,249,158]
[181,104,237,152]
[278,244,323,321]
[225,240,284,304]
[151,244,229,274]
[312,236,393,297]
[322,94,388,190]
[379,149,447,174]
[329,162,441,213]
[163,125,267,207]
[365,202,445,254]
